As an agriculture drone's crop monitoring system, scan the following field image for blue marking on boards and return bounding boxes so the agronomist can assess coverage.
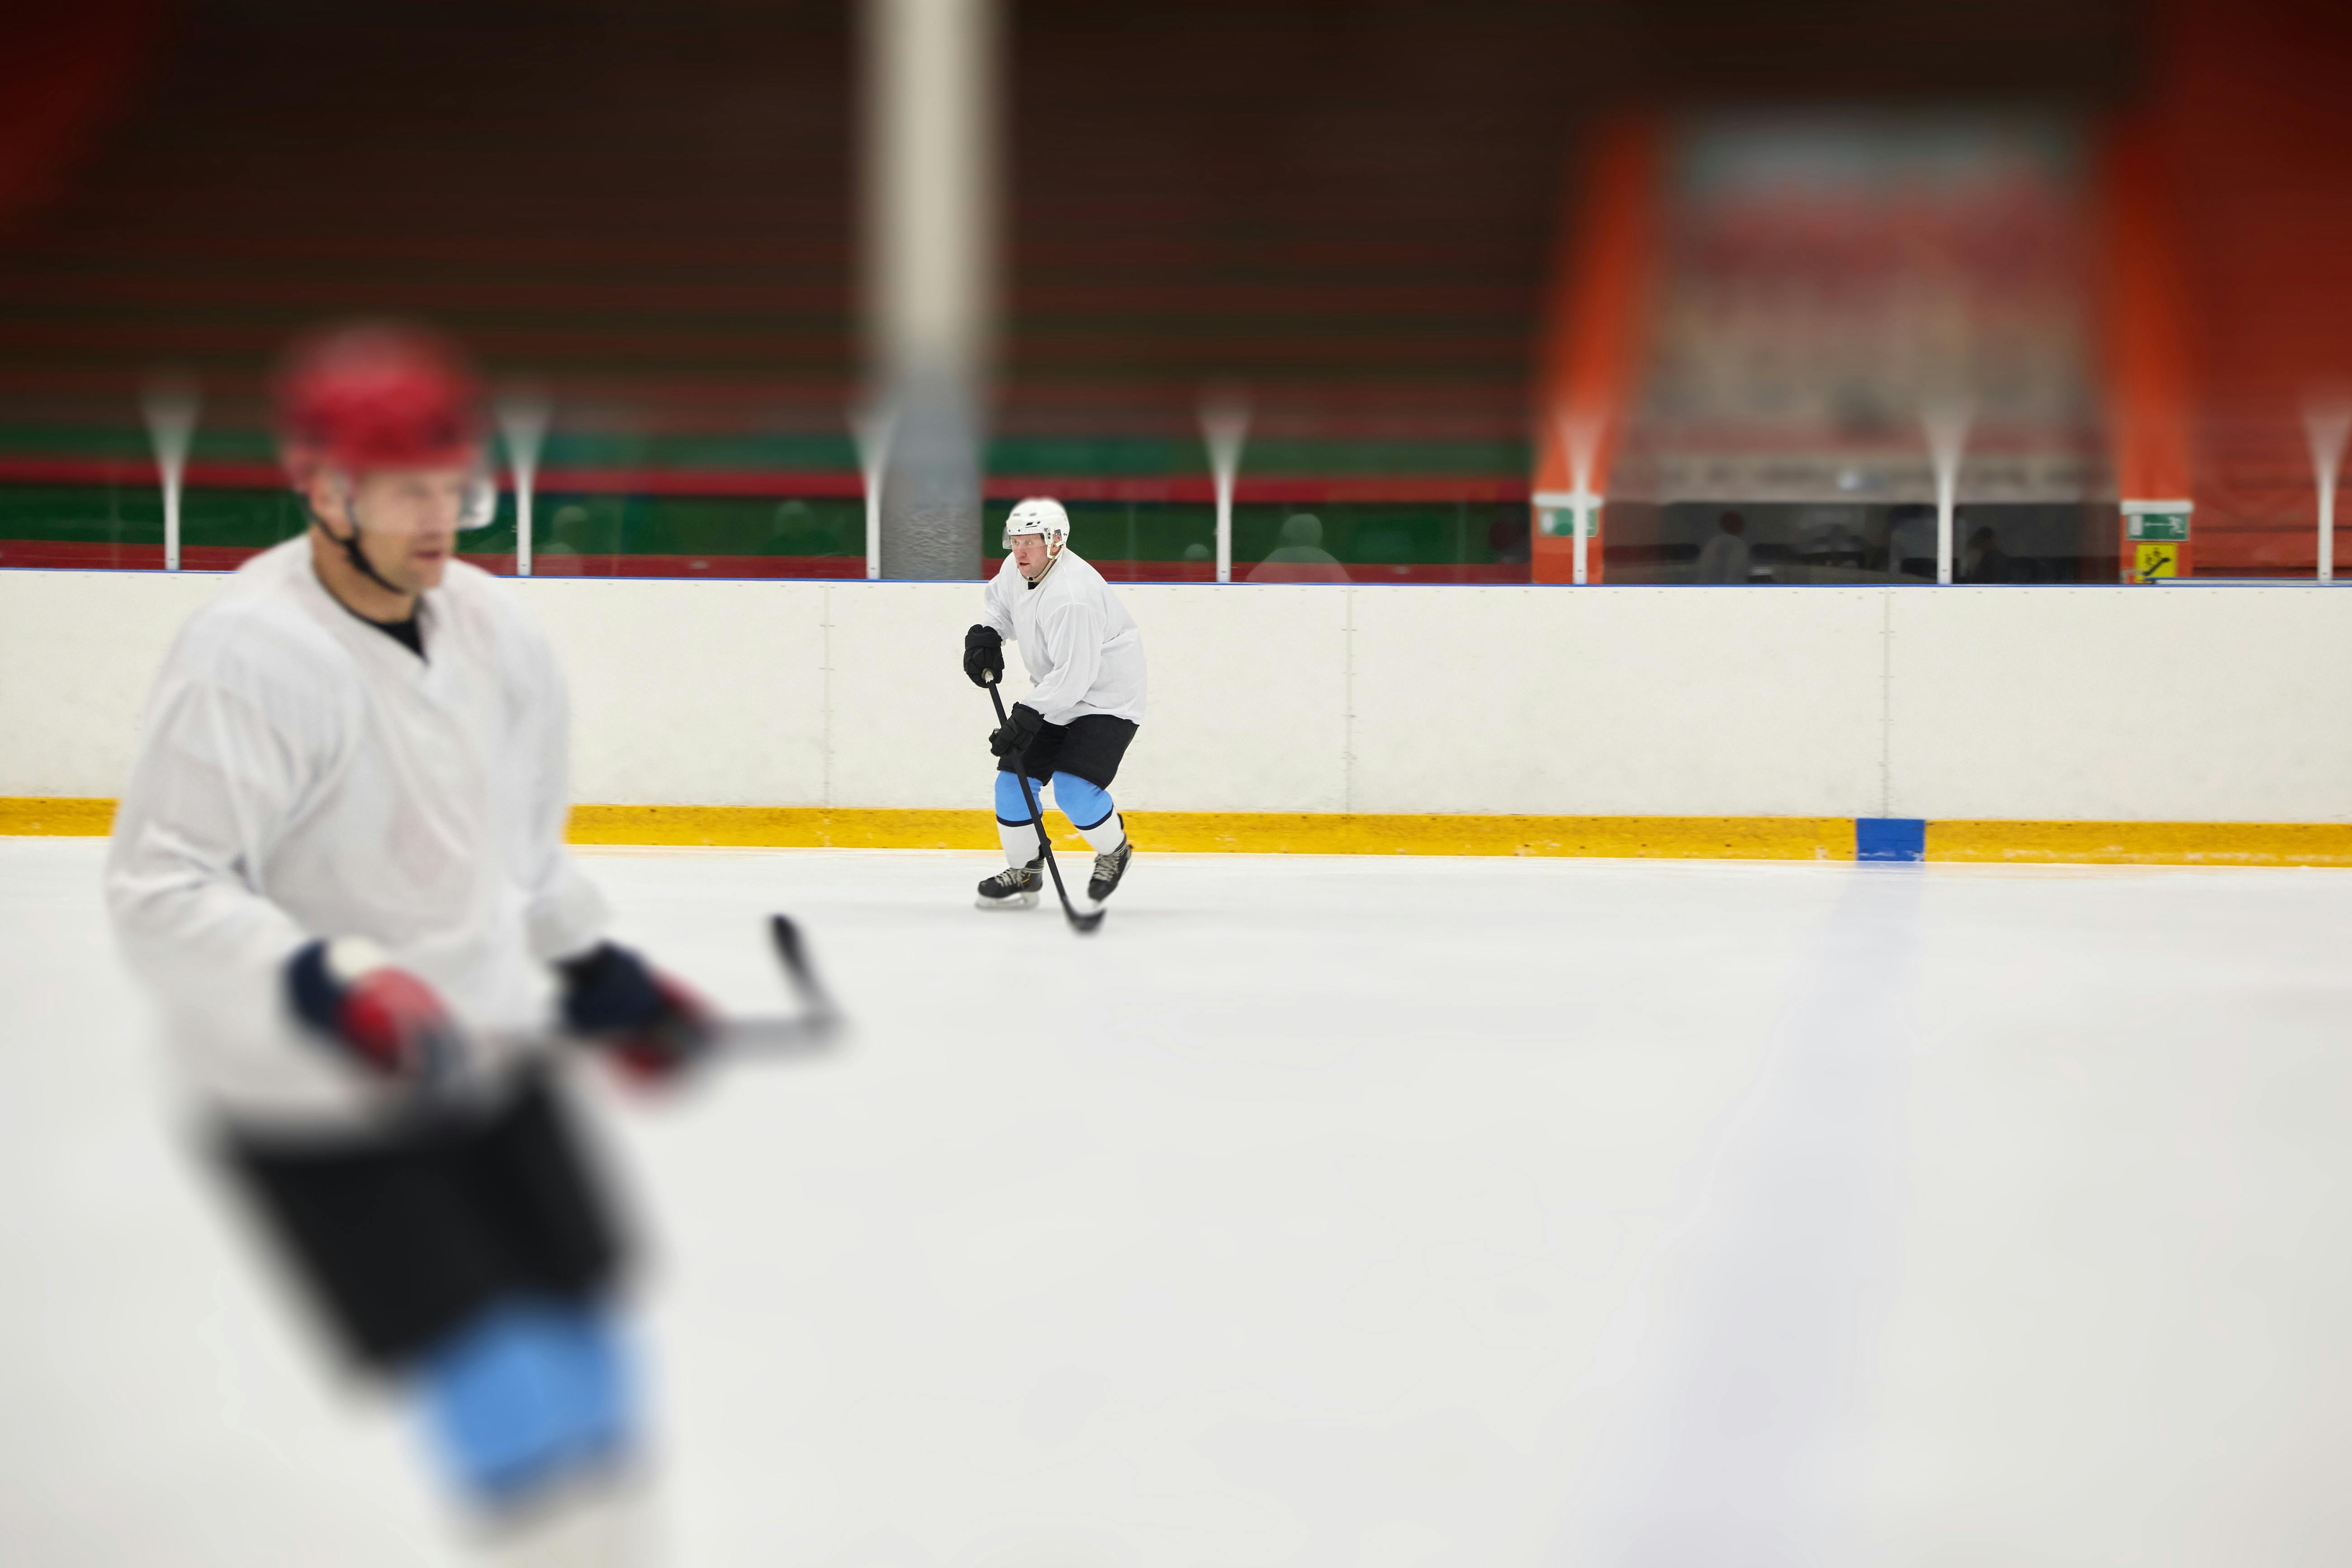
[1855,818,1927,862]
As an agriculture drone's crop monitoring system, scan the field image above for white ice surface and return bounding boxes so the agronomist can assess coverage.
[3,838,2349,1566]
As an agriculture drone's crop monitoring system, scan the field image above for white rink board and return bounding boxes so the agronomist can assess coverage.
[1888,586,2352,821]
[1348,586,1886,817]
[3,838,2349,1564]
[4,567,2351,820]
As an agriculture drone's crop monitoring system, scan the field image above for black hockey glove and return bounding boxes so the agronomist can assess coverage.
[557,941,713,1083]
[989,701,1045,760]
[963,624,1004,687]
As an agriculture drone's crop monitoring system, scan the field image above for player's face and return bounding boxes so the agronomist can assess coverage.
[1010,533,1052,578]
[316,464,474,591]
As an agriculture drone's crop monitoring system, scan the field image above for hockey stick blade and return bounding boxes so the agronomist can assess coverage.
[699,1011,841,1057]
[986,685,1106,935]
[766,913,846,1027]
[631,914,846,1061]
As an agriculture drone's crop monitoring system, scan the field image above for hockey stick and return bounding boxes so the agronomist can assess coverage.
[372,914,844,1130]
[986,682,1105,934]
[441,914,844,1083]
[604,911,845,1059]
[729,912,846,1054]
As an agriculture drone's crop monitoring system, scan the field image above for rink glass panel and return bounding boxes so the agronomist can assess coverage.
[978,498,1532,583]
[0,483,309,568]
[517,494,865,578]
[1596,501,2124,585]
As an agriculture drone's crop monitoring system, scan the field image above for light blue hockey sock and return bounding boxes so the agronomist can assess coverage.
[417,1298,637,1510]
[1052,772,1124,853]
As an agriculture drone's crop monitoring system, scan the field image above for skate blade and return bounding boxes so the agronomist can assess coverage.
[975,890,1041,911]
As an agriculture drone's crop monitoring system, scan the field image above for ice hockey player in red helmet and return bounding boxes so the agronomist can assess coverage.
[106,321,711,1563]
[277,319,500,612]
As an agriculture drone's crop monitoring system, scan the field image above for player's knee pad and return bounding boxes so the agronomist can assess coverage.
[417,1298,637,1509]
[993,771,1035,823]
[1051,772,1113,831]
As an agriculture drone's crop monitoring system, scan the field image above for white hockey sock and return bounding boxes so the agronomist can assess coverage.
[470,1465,659,1568]
[1078,811,1126,856]
[999,819,1038,866]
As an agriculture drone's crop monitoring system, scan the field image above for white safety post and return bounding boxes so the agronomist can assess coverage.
[2304,397,2352,583]
[142,375,198,573]
[1572,491,1592,584]
[1200,390,1249,583]
[851,401,896,580]
[1554,411,1603,585]
[1923,398,1972,586]
[498,391,550,578]
[1531,487,1599,582]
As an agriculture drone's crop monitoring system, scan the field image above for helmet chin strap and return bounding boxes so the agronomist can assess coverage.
[302,492,408,601]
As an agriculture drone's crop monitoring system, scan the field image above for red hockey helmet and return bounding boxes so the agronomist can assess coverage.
[276,322,488,485]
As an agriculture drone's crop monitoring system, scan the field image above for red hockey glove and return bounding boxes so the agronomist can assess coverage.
[287,938,460,1082]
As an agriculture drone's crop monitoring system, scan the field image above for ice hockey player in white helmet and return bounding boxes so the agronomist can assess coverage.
[106,322,721,1565]
[963,497,1147,909]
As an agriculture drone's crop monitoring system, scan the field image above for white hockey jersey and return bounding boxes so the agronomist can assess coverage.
[979,549,1146,725]
[105,538,610,1131]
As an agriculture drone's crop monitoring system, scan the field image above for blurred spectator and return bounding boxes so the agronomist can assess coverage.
[1247,512,1351,583]
[1489,513,1531,564]
[1887,504,1938,580]
[1696,509,1752,583]
[1961,522,2014,583]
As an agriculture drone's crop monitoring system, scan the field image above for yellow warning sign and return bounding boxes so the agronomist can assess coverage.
[2135,543,2179,583]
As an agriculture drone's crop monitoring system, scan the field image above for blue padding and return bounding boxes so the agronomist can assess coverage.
[994,770,1036,822]
[417,1299,635,1506]
[1051,772,1113,832]
[1856,817,1927,862]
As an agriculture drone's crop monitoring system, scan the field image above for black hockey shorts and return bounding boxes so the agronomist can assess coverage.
[997,713,1138,789]
[219,1068,627,1371]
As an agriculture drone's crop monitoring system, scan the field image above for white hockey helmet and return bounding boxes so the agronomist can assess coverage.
[1002,496,1071,553]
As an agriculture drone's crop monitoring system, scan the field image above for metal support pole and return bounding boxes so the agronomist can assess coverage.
[2324,464,2339,585]
[498,394,549,579]
[853,404,894,581]
[865,0,998,579]
[2306,401,2351,584]
[163,462,182,572]
[1551,412,1604,586]
[1201,393,1248,584]
[1532,488,1599,584]
[1935,471,1956,586]
[143,378,198,573]
[1215,472,1234,583]
[1923,400,1971,587]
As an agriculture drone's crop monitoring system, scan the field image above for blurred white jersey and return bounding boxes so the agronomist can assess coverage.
[106,538,609,1131]
[980,549,1146,725]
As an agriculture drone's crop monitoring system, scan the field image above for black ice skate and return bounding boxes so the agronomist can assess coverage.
[976,859,1043,910]
[1087,839,1132,903]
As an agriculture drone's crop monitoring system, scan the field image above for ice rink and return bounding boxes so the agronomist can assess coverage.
[4,835,2349,1566]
